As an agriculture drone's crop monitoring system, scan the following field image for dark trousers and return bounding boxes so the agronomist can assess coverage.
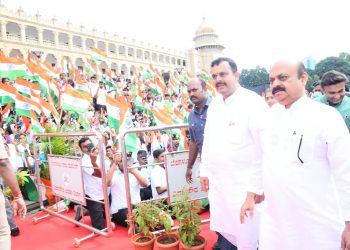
[85,195,106,230]
[111,208,128,227]
[140,185,152,201]
[217,233,238,250]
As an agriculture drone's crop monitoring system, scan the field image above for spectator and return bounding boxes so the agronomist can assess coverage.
[150,149,167,200]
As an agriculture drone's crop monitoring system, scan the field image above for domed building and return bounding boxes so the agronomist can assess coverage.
[188,17,225,73]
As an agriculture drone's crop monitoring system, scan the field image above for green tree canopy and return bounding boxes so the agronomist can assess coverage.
[315,56,350,79]
[239,66,269,88]
[306,69,319,91]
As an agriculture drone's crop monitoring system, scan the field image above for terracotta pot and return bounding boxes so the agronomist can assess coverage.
[40,178,56,205]
[155,233,179,250]
[131,233,155,250]
[179,235,206,250]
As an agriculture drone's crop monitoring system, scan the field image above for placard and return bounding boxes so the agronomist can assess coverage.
[48,155,86,205]
[165,151,208,203]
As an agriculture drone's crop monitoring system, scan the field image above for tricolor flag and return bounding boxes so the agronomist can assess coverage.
[30,110,44,133]
[105,95,121,130]
[90,48,107,62]
[14,78,34,97]
[0,83,17,105]
[15,94,33,117]
[1,102,12,118]
[61,86,92,113]
[39,96,60,124]
[0,55,28,80]
[119,111,138,153]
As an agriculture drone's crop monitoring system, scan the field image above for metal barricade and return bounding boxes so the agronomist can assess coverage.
[120,124,209,235]
[32,132,114,247]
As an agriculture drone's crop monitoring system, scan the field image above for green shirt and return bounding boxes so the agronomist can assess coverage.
[316,95,350,132]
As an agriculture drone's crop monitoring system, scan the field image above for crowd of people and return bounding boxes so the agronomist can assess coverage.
[1,52,350,250]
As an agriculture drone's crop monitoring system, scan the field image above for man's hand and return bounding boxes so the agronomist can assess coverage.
[12,197,27,219]
[185,168,193,184]
[341,223,350,250]
[240,193,255,224]
[90,148,99,165]
[113,152,122,165]
[200,177,209,192]
[254,193,265,204]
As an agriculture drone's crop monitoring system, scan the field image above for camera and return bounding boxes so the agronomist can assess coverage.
[87,143,94,153]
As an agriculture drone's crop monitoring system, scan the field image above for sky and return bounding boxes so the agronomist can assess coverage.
[3,0,350,70]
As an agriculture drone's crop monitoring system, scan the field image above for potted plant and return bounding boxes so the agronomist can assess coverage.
[129,201,159,250]
[172,190,206,250]
[155,203,179,250]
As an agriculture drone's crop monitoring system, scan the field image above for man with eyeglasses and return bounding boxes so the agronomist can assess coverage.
[200,57,268,249]
[258,60,350,250]
[315,70,350,132]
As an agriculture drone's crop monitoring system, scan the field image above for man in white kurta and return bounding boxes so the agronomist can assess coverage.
[260,60,350,250]
[200,57,268,249]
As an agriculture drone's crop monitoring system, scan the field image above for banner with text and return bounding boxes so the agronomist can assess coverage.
[48,155,86,205]
[165,151,208,203]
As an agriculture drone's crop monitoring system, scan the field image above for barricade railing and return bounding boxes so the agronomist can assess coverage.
[32,132,114,247]
[120,124,209,235]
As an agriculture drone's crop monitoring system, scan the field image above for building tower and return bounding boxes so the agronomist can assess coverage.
[188,17,225,73]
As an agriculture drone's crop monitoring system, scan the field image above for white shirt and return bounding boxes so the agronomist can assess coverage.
[200,86,268,239]
[151,164,168,199]
[81,153,104,200]
[110,169,141,214]
[96,88,107,105]
[259,96,350,250]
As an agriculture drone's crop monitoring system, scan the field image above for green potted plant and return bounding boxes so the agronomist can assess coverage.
[172,190,206,250]
[129,201,159,250]
[155,203,179,250]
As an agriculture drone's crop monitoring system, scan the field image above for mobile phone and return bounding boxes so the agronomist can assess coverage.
[15,134,20,140]
[87,143,94,153]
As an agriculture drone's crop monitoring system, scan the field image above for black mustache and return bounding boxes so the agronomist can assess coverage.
[272,86,286,95]
[215,81,226,88]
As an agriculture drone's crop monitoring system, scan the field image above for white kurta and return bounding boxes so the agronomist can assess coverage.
[260,96,350,250]
[200,87,269,248]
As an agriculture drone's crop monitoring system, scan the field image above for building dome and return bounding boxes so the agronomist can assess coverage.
[195,17,215,35]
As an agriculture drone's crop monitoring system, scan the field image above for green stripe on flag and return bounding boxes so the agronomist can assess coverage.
[125,133,138,153]
[108,116,120,130]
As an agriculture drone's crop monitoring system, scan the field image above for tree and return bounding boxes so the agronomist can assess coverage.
[315,56,350,79]
[239,66,269,88]
[339,52,350,63]
[306,69,319,92]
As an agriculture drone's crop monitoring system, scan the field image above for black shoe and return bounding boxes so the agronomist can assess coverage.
[11,227,20,237]
[74,206,82,222]
[212,241,220,250]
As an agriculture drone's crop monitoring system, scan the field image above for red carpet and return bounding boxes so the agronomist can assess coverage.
[12,210,217,249]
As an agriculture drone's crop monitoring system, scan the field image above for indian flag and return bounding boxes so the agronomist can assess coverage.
[15,94,33,117]
[39,95,60,124]
[85,59,96,76]
[119,111,138,153]
[1,102,12,118]
[0,55,28,80]
[0,83,17,104]
[90,48,107,62]
[106,95,121,130]
[14,78,32,97]
[30,110,44,133]
[49,80,60,105]
[61,86,92,113]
